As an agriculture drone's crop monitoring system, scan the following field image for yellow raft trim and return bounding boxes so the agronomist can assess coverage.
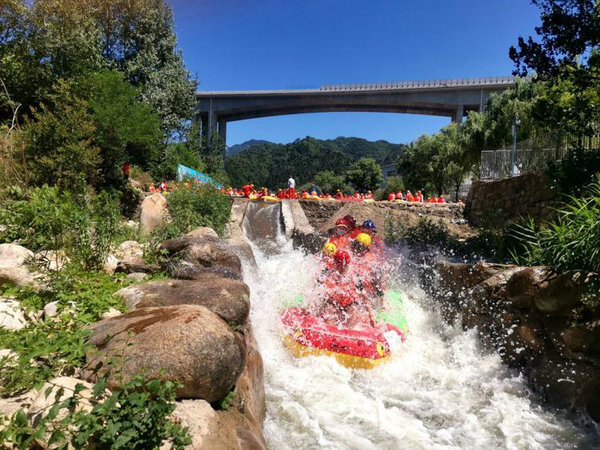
[261,196,280,202]
[282,334,389,370]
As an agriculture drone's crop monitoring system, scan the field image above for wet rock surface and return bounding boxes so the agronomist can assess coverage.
[84,305,246,402]
[432,260,600,421]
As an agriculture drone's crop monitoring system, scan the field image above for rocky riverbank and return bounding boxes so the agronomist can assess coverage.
[0,192,266,448]
[430,261,600,422]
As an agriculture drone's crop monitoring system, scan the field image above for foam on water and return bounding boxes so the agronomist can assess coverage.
[240,203,596,449]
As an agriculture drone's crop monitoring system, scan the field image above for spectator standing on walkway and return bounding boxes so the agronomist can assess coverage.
[288,175,296,199]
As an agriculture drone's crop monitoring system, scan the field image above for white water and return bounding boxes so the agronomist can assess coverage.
[241,203,596,449]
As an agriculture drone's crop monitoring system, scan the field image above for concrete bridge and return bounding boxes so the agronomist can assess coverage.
[196,76,515,144]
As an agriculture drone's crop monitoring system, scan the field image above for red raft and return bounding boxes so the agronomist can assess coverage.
[281,306,405,369]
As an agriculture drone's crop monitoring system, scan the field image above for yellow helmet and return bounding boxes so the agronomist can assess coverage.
[323,242,337,255]
[355,233,372,247]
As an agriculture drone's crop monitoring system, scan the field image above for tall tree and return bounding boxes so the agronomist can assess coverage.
[510,0,600,141]
[345,158,383,192]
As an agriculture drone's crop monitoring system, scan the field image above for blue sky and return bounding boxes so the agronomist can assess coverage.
[168,0,541,146]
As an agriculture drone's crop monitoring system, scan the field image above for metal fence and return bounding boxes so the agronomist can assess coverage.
[479,133,599,180]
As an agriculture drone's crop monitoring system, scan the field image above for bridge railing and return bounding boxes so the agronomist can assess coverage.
[479,132,599,180]
[320,76,515,92]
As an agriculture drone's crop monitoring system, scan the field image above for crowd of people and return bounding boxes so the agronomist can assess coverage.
[311,215,386,328]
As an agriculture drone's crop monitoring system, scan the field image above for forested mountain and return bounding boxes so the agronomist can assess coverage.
[226,139,273,157]
[225,136,405,189]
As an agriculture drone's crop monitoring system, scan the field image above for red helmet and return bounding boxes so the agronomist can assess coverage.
[335,218,349,234]
[334,250,351,268]
[342,215,356,229]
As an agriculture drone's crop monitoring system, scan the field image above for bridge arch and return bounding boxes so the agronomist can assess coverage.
[196,77,515,145]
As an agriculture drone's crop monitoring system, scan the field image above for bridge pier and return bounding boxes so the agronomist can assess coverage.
[218,119,227,145]
[452,104,464,124]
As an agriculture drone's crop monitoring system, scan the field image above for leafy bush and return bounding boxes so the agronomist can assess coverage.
[22,80,101,190]
[129,165,154,190]
[163,183,231,237]
[377,175,405,201]
[0,185,121,270]
[313,170,349,194]
[512,174,600,273]
[0,376,191,449]
[546,148,600,196]
[345,157,383,192]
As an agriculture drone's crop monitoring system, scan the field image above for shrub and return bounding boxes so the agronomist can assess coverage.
[546,148,600,196]
[313,170,349,194]
[377,175,405,201]
[512,174,600,273]
[22,80,101,190]
[164,183,231,237]
[129,165,154,190]
[0,376,191,449]
[0,186,121,270]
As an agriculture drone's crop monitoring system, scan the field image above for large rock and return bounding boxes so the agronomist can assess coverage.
[114,278,250,326]
[84,305,246,402]
[173,260,242,281]
[0,243,39,288]
[0,298,27,330]
[182,241,242,274]
[114,240,144,263]
[160,227,242,275]
[0,243,33,268]
[171,400,266,450]
[139,193,168,235]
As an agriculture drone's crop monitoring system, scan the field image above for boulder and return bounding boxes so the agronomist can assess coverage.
[161,228,220,255]
[115,259,159,274]
[103,254,119,275]
[101,307,122,320]
[139,193,168,235]
[170,400,266,450]
[561,327,600,353]
[505,266,549,309]
[126,272,148,282]
[182,241,242,275]
[114,278,249,326]
[173,260,243,281]
[0,298,27,331]
[84,305,246,402]
[43,301,59,318]
[114,240,144,262]
[436,261,514,294]
[0,266,38,288]
[0,243,33,269]
[28,377,97,427]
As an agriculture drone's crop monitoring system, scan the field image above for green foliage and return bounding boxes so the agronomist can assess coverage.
[162,183,231,237]
[225,136,405,190]
[0,0,196,136]
[377,176,405,200]
[313,170,349,194]
[546,148,600,196]
[512,174,600,273]
[22,80,101,190]
[0,268,130,397]
[510,0,600,141]
[77,70,163,188]
[0,185,121,270]
[155,122,205,181]
[0,376,191,449]
[398,123,472,198]
[219,390,236,411]
[345,157,383,192]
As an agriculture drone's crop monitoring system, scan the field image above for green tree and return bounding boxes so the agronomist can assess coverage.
[345,158,383,192]
[22,80,100,189]
[314,170,349,194]
[77,70,162,188]
[155,122,205,180]
[510,0,600,141]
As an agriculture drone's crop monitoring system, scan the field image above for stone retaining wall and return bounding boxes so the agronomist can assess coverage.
[466,171,559,227]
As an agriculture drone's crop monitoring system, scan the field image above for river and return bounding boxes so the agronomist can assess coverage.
[241,202,597,449]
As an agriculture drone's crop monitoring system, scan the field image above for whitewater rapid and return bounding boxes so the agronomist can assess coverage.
[240,203,596,449]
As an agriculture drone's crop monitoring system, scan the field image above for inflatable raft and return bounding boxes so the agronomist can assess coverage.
[281,290,407,369]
